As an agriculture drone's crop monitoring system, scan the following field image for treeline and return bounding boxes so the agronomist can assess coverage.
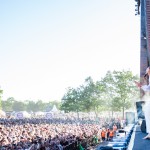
[1,97,61,112]
[0,70,140,118]
[61,70,139,119]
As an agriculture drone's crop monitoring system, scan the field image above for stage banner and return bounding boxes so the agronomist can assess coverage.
[45,112,53,119]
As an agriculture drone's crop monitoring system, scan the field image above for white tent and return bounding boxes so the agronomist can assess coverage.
[51,105,58,112]
[35,111,45,116]
[0,110,6,117]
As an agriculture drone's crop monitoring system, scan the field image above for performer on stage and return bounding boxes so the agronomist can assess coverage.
[135,66,150,139]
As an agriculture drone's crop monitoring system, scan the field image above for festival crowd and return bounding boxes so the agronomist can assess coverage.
[0,117,122,150]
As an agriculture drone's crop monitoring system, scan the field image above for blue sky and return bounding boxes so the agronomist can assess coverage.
[0,0,140,101]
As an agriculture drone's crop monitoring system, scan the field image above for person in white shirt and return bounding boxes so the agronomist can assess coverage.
[135,66,150,139]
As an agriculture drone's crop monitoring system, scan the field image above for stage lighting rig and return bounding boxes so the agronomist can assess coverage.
[135,0,140,15]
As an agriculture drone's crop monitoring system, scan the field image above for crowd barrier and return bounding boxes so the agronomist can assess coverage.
[98,124,135,150]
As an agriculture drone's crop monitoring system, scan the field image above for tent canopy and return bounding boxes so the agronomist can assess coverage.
[51,105,58,112]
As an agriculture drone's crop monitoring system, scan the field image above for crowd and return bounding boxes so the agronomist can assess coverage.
[0,117,122,150]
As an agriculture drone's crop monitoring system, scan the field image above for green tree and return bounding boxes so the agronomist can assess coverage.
[2,97,15,112]
[12,101,26,111]
[101,71,120,117]
[61,70,139,119]
[35,100,46,111]
[102,70,139,119]
[95,80,111,112]
[61,87,82,113]
[80,77,100,113]
[25,100,37,112]
[61,77,105,116]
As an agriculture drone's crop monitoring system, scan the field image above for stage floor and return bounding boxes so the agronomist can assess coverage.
[132,125,150,150]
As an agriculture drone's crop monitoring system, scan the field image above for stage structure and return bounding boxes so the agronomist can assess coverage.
[135,0,150,132]
[135,0,150,76]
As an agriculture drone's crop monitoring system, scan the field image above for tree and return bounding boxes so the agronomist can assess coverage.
[102,70,139,119]
[94,81,111,118]
[2,97,15,112]
[60,70,139,119]
[78,77,94,112]
[101,71,121,117]
[25,100,37,112]
[80,77,102,113]
[12,101,26,111]
[35,100,46,111]
[61,87,82,113]
[61,77,105,116]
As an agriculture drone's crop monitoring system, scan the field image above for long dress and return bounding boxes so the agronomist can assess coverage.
[141,78,150,133]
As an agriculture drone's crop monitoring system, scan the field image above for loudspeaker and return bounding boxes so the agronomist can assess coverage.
[141,119,146,133]
[136,101,145,119]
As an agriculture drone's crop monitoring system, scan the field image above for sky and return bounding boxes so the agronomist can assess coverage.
[0,0,140,102]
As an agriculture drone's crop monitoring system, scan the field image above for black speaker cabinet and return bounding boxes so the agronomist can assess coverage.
[141,119,146,133]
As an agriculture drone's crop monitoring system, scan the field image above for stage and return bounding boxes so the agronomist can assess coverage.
[131,125,150,150]
[96,124,150,150]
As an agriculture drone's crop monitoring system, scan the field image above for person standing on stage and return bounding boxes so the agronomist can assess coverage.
[135,66,150,139]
